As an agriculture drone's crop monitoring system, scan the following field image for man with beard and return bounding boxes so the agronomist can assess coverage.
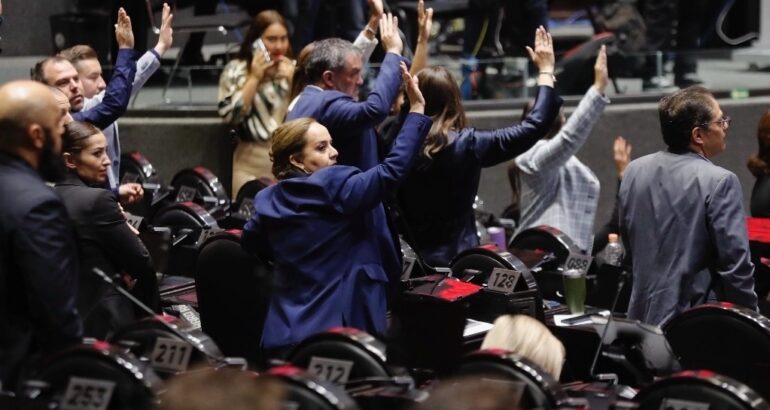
[0,81,82,388]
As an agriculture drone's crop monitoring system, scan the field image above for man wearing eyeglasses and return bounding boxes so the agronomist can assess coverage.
[618,86,757,326]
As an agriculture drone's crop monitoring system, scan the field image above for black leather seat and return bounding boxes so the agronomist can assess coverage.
[150,201,218,277]
[170,167,231,220]
[109,315,223,379]
[194,230,271,365]
[455,349,568,409]
[664,303,770,399]
[634,370,770,410]
[288,328,391,385]
[24,341,162,410]
[266,365,360,410]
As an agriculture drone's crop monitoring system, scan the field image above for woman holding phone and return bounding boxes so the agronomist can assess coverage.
[218,10,295,197]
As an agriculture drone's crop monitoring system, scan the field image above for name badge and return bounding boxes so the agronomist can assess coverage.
[307,356,354,385]
[175,185,197,203]
[151,337,193,373]
[60,377,116,410]
[486,268,521,294]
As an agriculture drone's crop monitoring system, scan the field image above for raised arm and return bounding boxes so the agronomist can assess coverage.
[322,15,406,133]
[333,63,430,214]
[515,45,609,173]
[352,0,383,63]
[410,0,433,76]
[73,8,137,128]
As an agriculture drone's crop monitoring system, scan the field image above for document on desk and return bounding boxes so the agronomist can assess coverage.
[464,318,494,337]
[554,310,610,326]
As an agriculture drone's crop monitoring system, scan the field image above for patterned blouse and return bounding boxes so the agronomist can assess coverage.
[218,59,290,142]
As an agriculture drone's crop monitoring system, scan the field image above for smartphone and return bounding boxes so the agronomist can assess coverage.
[252,38,271,63]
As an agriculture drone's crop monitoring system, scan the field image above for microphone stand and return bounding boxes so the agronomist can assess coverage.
[92,268,245,369]
[588,267,628,382]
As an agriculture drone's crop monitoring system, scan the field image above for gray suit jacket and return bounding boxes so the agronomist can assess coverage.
[619,150,758,325]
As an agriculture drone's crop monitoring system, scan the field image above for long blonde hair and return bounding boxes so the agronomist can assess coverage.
[481,315,565,379]
[416,66,467,160]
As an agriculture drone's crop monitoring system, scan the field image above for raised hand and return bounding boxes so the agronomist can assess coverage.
[115,7,135,49]
[154,3,174,56]
[613,136,632,179]
[379,13,403,55]
[401,61,424,113]
[417,0,433,43]
[525,25,554,74]
[368,0,383,21]
[594,45,609,95]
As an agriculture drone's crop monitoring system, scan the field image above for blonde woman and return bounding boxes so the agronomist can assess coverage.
[481,314,565,379]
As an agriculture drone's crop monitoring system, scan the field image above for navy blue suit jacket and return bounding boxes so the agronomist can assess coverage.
[242,113,431,349]
[0,153,82,386]
[399,86,563,267]
[286,52,406,171]
[72,48,138,130]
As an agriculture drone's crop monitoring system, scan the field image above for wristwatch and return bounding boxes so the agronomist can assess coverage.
[539,71,557,82]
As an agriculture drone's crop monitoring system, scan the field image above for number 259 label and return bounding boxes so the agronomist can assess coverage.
[486,268,521,294]
[151,337,193,373]
[307,356,354,385]
[60,377,115,410]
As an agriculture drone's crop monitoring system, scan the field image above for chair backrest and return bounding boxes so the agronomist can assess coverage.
[194,230,271,364]
[170,167,231,220]
[455,349,568,410]
[28,341,162,410]
[266,365,360,410]
[109,315,222,379]
[663,303,770,399]
[450,246,535,290]
[288,327,391,386]
[150,201,219,277]
[634,370,770,410]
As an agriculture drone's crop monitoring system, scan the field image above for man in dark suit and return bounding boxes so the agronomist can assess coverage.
[286,13,405,171]
[0,80,82,388]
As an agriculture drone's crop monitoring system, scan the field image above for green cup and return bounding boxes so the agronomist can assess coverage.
[563,268,586,314]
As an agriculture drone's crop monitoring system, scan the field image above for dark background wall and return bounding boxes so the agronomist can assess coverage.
[119,95,770,235]
[0,0,74,56]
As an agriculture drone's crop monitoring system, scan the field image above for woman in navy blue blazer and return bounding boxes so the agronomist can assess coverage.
[398,26,563,267]
[241,62,431,357]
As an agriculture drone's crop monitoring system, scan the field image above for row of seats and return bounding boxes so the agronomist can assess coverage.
[5,152,769,408]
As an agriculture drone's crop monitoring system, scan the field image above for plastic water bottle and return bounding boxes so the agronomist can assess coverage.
[604,233,624,266]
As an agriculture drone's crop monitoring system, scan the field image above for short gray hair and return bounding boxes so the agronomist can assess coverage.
[305,38,361,84]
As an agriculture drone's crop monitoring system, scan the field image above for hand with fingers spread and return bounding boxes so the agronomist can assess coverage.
[379,13,403,55]
[401,61,424,114]
[115,7,134,49]
[526,26,555,87]
[154,3,174,56]
[613,136,632,179]
[594,45,609,95]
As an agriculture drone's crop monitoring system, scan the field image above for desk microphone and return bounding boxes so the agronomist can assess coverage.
[91,267,245,369]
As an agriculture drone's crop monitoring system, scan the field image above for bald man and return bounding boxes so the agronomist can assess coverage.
[0,80,82,388]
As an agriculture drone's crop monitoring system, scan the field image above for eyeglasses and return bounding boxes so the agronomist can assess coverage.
[698,116,731,130]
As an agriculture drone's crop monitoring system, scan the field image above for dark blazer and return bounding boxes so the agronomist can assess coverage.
[55,173,158,338]
[242,113,431,349]
[286,52,406,171]
[398,86,563,267]
[751,172,770,217]
[0,153,81,386]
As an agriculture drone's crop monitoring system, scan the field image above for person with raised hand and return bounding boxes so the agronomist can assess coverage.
[513,44,611,253]
[56,3,173,203]
[242,62,431,359]
[398,26,563,267]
